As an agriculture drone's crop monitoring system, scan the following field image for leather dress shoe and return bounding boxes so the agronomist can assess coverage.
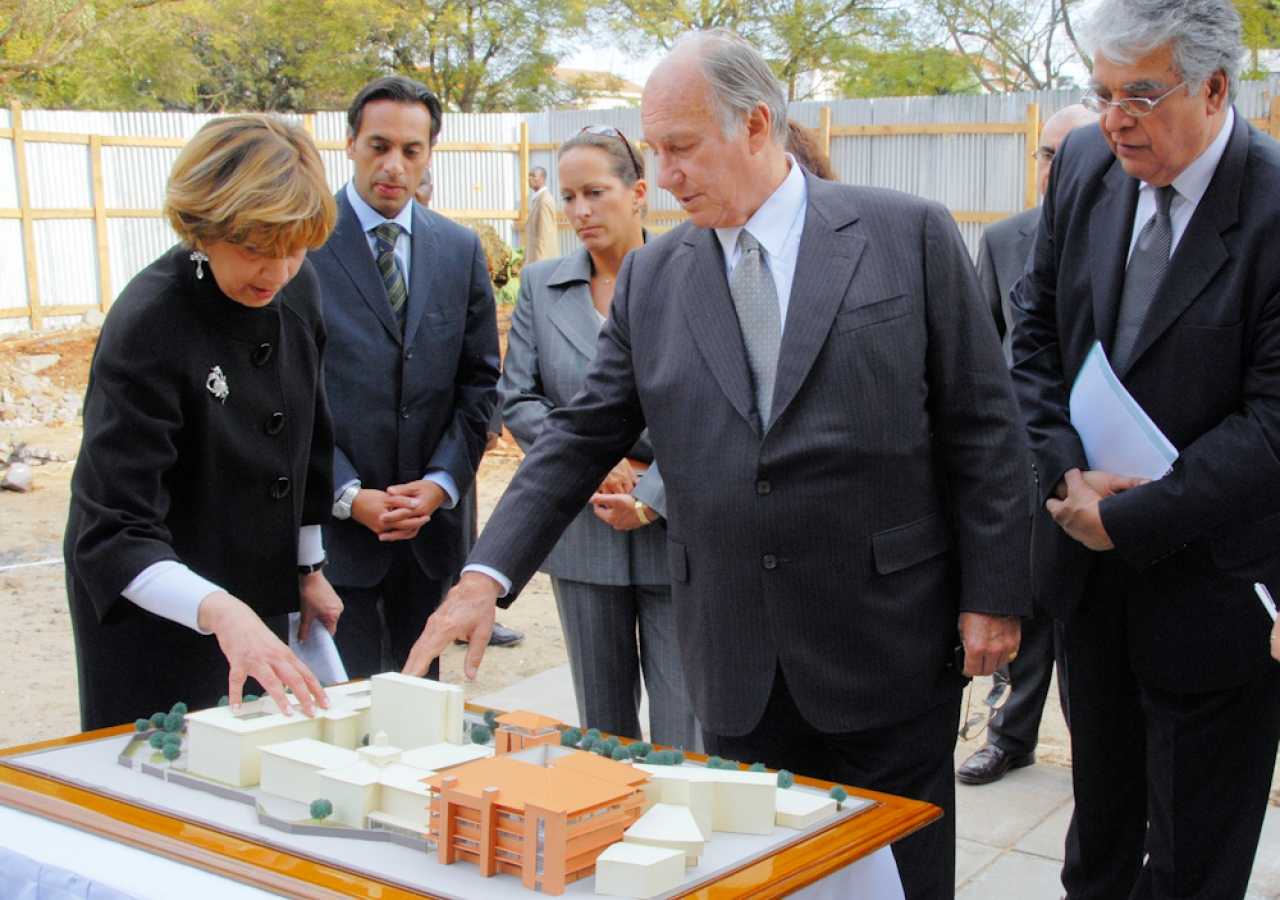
[956,744,1034,785]
[455,622,525,648]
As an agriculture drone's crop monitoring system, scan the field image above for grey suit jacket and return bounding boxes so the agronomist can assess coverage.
[501,249,667,586]
[976,207,1039,366]
[470,172,1031,736]
[311,191,501,588]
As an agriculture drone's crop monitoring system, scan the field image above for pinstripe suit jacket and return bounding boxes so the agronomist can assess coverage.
[472,172,1031,736]
[501,248,668,586]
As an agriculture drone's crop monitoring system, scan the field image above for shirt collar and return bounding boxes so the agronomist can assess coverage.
[1148,107,1234,206]
[714,155,807,262]
[345,180,415,236]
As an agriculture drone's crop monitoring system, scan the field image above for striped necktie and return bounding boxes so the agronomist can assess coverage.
[372,222,408,332]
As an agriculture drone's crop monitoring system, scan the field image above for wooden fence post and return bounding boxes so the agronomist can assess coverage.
[89,134,112,312]
[518,121,530,241]
[818,106,832,160]
[1024,102,1040,211]
[1270,95,1280,141]
[11,101,40,330]
[302,114,315,139]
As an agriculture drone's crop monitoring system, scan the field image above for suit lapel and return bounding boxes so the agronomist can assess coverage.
[403,203,439,346]
[770,175,865,429]
[1124,114,1243,370]
[676,226,758,432]
[545,253,600,360]
[327,191,401,343]
[1089,162,1139,355]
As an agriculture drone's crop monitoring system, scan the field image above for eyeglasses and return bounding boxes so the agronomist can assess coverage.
[1081,81,1187,118]
[579,125,643,178]
[959,670,1012,741]
[1031,147,1055,163]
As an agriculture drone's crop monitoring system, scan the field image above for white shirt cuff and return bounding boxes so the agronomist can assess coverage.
[425,472,459,509]
[461,564,511,597]
[297,525,324,566]
[121,560,221,634]
[334,479,359,502]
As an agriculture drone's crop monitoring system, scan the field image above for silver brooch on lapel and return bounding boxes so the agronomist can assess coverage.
[206,366,229,403]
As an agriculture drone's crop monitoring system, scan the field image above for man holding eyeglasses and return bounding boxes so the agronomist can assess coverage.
[1011,0,1280,896]
[956,103,1097,788]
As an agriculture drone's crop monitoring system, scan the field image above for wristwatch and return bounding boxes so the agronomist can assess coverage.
[634,499,652,526]
[332,483,361,520]
[298,555,328,576]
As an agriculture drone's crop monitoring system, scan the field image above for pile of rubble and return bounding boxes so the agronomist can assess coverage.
[0,353,84,428]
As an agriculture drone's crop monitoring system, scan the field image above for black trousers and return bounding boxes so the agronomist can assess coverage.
[703,665,962,900]
[987,602,1068,756]
[1061,558,1280,900]
[331,543,444,680]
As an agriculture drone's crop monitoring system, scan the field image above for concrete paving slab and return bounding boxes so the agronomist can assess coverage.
[956,838,1002,887]
[1014,798,1073,862]
[953,747,1074,848]
[471,663,652,739]
[1247,806,1280,900]
[956,849,1063,900]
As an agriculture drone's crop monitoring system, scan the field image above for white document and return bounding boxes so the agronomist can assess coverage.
[1069,341,1178,480]
[287,611,349,686]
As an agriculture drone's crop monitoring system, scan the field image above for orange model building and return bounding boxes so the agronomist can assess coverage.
[493,710,563,755]
[423,745,650,895]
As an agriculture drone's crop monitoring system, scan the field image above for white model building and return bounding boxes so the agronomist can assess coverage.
[774,788,838,830]
[260,738,359,805]
[623,803,705,864]
[369,673,464,749]
[594,843,686,899]
[635,764,779,836]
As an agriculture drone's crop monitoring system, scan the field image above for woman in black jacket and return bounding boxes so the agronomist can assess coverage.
[65,115,340,730]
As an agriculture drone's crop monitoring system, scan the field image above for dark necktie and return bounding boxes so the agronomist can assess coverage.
[372,222,408,332]
[1112,184,1177,376]
[730,230,781,427]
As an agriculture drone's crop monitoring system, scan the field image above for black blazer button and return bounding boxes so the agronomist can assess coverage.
[265,412,285,435]
[270,477,291,499]
[401,406,410,419]
[252,343,274,366]
[405,348,414,359]
[756,480,771,495]
[763,554,778,569]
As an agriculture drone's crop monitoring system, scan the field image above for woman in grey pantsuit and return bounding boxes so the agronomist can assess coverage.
[500,126,699,749]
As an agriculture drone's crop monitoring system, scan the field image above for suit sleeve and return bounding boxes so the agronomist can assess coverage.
[974,231,1006,343]
[1010,154,1091,504]
[295,263,335,527]
[631,460,667,519]
[469,254,647,596]
[424,231,501,495]
[498,269,554,453]
[921,203,1033,617]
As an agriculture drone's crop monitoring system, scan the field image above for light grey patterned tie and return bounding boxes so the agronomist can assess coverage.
[730,230,781,427]
[1112,184,1177,377]
[372,222,408,332]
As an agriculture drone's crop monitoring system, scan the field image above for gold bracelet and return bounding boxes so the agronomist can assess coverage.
[634,500,652,526]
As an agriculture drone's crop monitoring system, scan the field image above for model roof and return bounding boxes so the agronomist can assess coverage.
[495,710,562,732]
[424,753,641,814]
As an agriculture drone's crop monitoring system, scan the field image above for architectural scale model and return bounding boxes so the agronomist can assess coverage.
[125,674,845,899]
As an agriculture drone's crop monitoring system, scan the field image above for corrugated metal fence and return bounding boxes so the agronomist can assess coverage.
[2,82,1278,334]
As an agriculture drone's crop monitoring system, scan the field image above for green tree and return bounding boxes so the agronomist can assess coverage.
[1238,0,1280,77]
[377,0,592,112]
[837,15,979,97]
[310,798,333,822]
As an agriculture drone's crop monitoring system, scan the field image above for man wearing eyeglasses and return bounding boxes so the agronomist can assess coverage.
[1011,0,1280,896]
[956,103,1097,788]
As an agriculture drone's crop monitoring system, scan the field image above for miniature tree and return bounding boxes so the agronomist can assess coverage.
[628,741,652,760]
[149,712,166,729]
[218,696,230,707]
[580,735,600,752]
[310,799,333,822]
[648,749,674,766]
[749,762,767,773]
[161,743,180,762]
[611,745,630,761]
[243,694,259,702]
[361,733,370,747]
[163,732,182,748]
[829,785,848,804]
[135,718,150,732]
[163,711,185,733]
[470,724,492,745]
[706,755,724,769]
[602,735,621,753]
[777,769,795,790]
[560,727,583,747]
[671,750,686,766]
[169,701,188,716]
[596,741,615,757]
[148,732,166,750]
[483,709,498,729]
[585,728,602,741]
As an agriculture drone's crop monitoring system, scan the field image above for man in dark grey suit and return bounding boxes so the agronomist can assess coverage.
[311,77,500,680]
[1012,0,1280,894]
[957,104,1096,786]
[405,30,1030,900]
